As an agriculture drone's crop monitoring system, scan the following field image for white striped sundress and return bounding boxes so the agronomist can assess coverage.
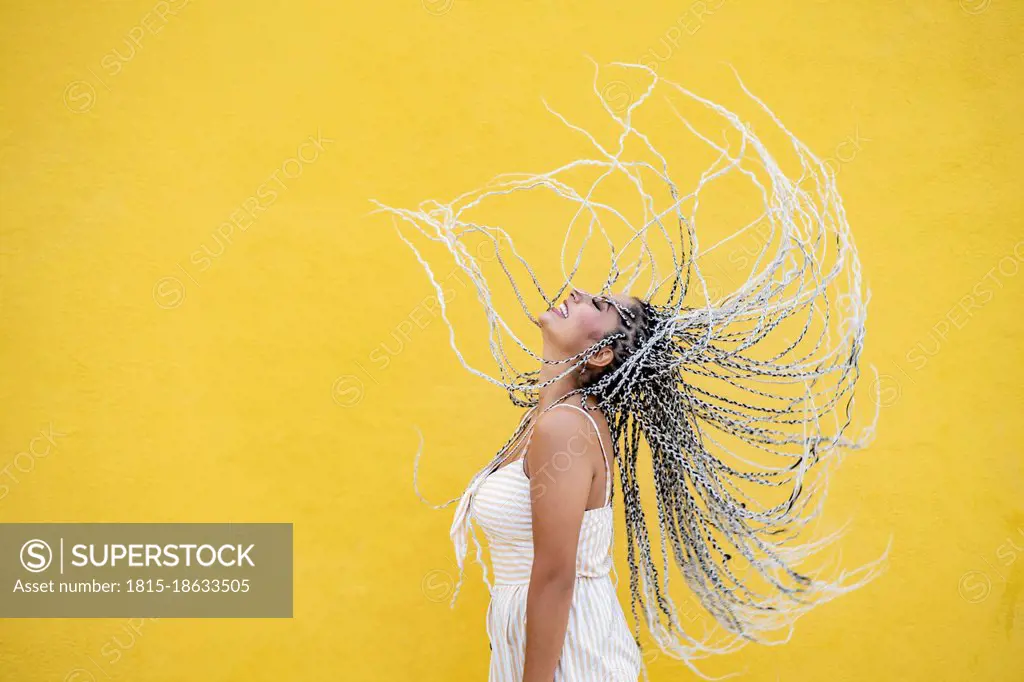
[468,403,643,681]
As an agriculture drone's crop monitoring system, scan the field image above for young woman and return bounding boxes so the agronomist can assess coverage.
[389,60,886,681]
[469,288,649,681]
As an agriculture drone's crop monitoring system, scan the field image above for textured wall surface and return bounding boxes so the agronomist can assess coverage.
[0,1,1021,680]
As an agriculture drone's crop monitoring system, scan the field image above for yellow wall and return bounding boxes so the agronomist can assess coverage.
[1,1,1021,679]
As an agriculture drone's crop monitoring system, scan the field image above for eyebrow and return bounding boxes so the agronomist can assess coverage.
[597,295,635,327]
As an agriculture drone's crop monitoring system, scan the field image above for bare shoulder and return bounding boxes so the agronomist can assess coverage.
[525,405,601,472]
[533,405,589,438]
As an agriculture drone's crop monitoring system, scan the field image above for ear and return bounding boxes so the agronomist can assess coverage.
[587,346,614,370]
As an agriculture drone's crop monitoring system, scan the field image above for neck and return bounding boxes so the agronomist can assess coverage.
[536,345,594,412]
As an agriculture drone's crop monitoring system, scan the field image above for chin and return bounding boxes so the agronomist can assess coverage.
[537,309,557,328]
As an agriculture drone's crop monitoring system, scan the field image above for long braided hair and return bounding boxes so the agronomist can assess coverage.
[378,60,888,676]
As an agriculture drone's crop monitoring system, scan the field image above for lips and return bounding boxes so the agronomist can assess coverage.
[549,300,570,318]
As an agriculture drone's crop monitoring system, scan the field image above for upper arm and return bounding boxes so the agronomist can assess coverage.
[525,409,595,583]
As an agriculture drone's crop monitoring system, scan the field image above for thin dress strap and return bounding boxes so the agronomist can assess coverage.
[545,403,613,508]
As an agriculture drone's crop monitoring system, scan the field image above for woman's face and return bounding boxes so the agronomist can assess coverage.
[538,288,636,360]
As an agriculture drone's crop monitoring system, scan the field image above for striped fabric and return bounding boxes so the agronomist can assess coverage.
[470,404,643,681]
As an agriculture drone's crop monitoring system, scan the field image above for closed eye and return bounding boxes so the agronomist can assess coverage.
[596,295,633,328]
